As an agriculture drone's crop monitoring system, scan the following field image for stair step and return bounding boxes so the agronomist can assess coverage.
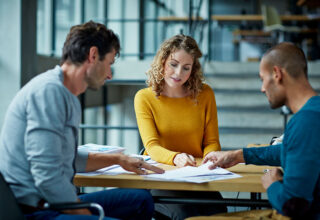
[217,105,278,113]
[219,126,283,134]
[218,111,286,128]
[219,132,282,149]
[207,77,262,90]
[207,77,320,91]
[215,92,269,107]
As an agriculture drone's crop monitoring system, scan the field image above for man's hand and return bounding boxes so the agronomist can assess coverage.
[261,168,283,189]
[202,150,244,169]
[173,153,197,167]
[85,152,164,174]
[118,155,164,175]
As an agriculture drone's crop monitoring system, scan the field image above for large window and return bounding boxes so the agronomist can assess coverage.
[37,0,314,62]
[36,0,209,60]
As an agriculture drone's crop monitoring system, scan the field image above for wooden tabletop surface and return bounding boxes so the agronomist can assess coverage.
[74,162,275,193]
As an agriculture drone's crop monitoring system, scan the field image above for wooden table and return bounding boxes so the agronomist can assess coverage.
[75,164,273,192]
[74,163,274,208]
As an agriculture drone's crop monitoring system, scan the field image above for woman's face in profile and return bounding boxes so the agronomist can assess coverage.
[163,49,193,90]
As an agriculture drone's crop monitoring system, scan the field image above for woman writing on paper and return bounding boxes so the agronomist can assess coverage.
[134,34,220,167]
[134,34,226,219]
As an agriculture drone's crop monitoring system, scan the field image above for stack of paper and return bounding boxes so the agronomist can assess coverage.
[145,162,241,183]
[76,156,241,184]
[78,143,125,154]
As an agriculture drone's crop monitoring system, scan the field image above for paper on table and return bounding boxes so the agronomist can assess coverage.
[77,160,241,184]
[147,162,230,179]
[144,162,241,183]
[78,143,125,154]
[76,165,130,176]
[165,173,242,183]
[128,155,157,164]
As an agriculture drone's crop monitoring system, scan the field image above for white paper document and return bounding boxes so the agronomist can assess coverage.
[77,159,241,183]
[77,165,131,176]
[78,143,125,154]
[145,162,241,183]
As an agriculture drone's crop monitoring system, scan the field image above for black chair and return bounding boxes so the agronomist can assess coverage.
[0,172,105,220]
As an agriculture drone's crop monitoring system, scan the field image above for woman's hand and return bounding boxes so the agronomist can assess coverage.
[173,153,196,167]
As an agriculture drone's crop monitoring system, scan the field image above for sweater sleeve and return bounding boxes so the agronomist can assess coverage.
[134,90,178,165]
[25,85,78,203]
[243,145,281,166]
[202,86,221,157]
[267,111,320,213]
[75,149,89,173]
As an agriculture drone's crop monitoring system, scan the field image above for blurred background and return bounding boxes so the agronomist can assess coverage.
[1,0,320,154]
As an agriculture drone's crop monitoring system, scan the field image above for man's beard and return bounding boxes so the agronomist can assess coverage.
[85,74,102,91]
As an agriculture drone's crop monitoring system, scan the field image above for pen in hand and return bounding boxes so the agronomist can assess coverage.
[186,154,196,166]
[173,153,196,167]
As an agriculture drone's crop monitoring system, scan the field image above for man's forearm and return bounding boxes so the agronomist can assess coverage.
[234,149,245,164]
[85,153,123,172]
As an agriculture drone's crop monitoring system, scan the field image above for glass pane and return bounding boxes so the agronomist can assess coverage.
[145,0,155,19]
[123,23,139,54]
[55,0,80,56]
[37,0,46,54]
[84,0,106,22]
[144,22,157,55]
[108,0,122,19]
[124,0,138,19]
[37,0,52,55]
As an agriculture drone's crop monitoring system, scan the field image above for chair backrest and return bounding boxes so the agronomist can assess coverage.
[0,172,26,220]
[261,5,283,31]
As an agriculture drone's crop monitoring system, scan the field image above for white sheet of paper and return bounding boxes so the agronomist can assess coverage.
[77,160,242,184]
[147,162,231,179]
[167,173,242,183]
[144,162,241,183]
[77,165,131,176]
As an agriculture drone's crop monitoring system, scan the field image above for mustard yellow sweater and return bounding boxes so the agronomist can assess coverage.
[134,84,221,165]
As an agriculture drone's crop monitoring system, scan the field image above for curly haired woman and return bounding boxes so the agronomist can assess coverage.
[134,34,226,220]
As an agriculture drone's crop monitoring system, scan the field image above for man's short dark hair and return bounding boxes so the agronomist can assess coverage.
[263,42,308,78]
[61,21,120,65]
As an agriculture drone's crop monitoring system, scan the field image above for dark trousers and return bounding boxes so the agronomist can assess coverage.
[152,190,227,220]
[25,188,154,220]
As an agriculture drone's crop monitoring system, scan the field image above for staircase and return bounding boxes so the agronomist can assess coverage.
[204,61,320,150]
[93,60,320,153]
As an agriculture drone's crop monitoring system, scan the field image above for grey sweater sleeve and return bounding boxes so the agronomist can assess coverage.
[25,84,78,203]
[75,149,89,173]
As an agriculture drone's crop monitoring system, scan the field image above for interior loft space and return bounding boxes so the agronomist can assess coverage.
[1,0,320,153]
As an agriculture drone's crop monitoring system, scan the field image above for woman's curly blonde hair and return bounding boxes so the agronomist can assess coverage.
[146,34,204,99]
